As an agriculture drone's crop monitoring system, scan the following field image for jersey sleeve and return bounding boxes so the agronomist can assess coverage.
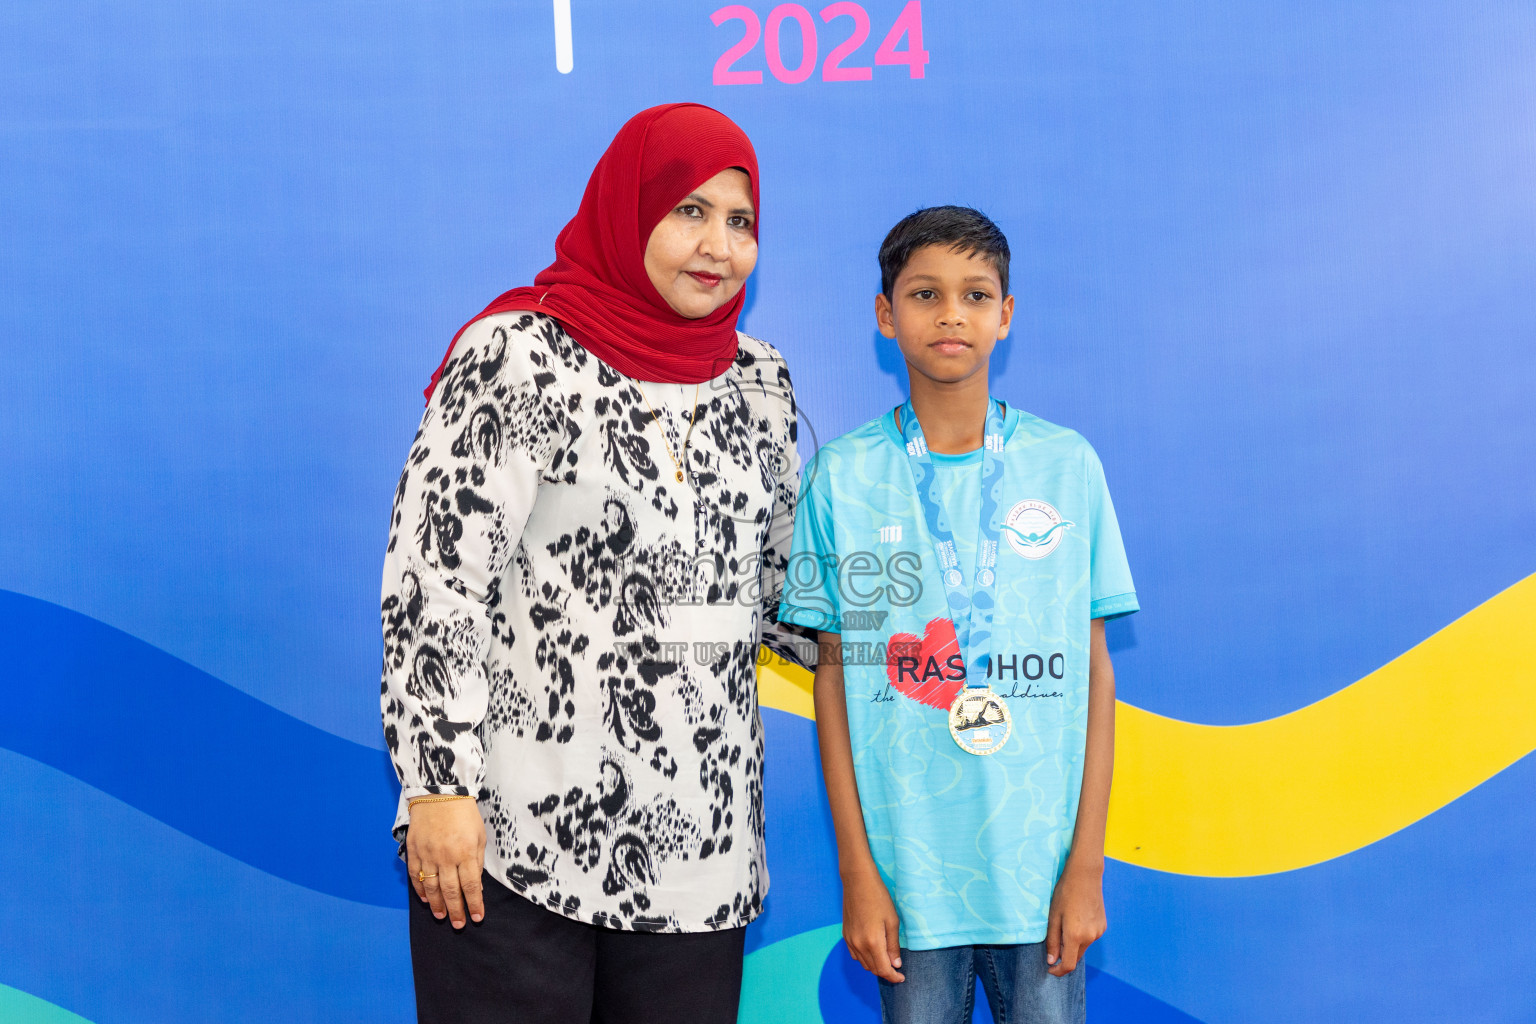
[1084,445,1139,619]
[778,451,844,633]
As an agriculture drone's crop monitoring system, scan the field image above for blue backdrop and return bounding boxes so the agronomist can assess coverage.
[3,0,1535,1020]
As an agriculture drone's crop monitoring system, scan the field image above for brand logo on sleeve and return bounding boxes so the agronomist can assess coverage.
[1002,500,1073,559]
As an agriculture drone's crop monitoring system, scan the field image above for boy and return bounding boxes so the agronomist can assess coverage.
[780,206,1137,1023]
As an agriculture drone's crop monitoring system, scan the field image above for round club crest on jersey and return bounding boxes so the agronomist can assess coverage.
[1003,499,1073,560]
[948,688,1013,755]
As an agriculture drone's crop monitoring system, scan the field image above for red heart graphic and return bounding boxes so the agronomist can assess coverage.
[885,617,965,710]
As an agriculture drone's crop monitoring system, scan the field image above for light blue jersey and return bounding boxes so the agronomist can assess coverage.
[781,404,1137,950]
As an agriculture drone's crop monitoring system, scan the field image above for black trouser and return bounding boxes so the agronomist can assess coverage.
[410,872,746,1024]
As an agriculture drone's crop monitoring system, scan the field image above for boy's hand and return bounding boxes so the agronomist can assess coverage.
[842,866,906,984]
[1045,859,1106,977]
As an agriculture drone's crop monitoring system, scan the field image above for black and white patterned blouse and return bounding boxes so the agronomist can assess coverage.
[381,311,811,933]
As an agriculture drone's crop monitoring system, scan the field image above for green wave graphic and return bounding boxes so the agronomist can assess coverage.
[0,984,95,1024]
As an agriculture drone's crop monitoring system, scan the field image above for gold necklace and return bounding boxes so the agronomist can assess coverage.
[638,383,700,483]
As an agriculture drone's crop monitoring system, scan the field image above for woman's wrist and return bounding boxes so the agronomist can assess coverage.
[408,794,474,808]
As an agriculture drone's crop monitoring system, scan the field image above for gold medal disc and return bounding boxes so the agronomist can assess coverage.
[948,687,1012,755]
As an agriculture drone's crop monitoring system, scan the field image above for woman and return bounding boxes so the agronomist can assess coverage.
[380,103,810,1023]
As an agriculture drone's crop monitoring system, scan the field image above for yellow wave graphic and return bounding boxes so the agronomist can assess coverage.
[757,573,1536,877]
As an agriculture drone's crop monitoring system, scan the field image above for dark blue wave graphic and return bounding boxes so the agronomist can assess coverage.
[0,590,403,907]
[1083,966,1207,1024]
[0,747,412,1024]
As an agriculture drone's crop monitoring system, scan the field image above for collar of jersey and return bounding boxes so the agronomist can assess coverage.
[879,400,1021,457]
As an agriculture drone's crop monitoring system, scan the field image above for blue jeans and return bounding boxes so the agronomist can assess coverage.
[877,942,1086,1024]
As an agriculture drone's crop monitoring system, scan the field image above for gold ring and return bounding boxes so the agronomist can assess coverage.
[418,871,437,882]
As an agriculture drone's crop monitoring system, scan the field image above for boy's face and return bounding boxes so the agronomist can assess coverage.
[876,245,1014,387]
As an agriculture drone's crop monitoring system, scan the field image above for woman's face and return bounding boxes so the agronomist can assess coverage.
[643,168,758,319]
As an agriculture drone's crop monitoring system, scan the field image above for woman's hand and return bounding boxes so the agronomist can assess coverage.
[406,798,487,929]
[843,865,906,984]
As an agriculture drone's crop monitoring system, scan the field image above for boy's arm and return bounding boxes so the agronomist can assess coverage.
[813,630,906,984]
[1046,617,1115,976]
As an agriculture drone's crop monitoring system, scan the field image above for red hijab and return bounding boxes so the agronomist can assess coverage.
[424,103,760,402]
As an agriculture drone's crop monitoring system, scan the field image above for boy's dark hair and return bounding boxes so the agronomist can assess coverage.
[878,205,1011,299]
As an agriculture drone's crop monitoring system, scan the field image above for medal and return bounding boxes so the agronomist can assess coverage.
[948,686,1013,755]
[897,397,1011,755]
